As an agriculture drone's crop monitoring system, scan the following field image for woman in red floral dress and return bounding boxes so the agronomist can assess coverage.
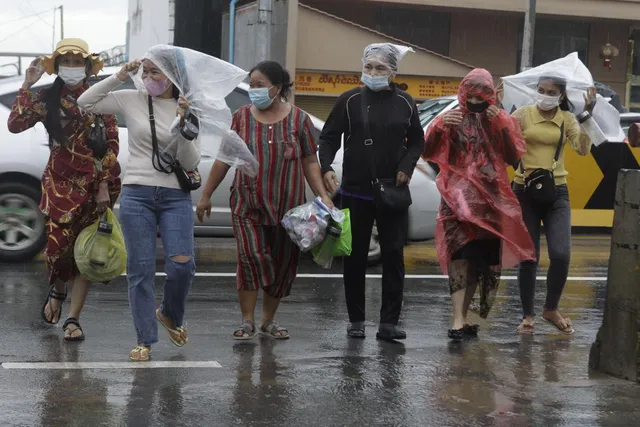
[7,38,121,341]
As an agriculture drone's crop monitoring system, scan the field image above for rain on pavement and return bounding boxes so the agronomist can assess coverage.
[0,236,639,427]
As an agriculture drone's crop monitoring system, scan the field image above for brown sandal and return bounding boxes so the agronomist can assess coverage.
[517,320,535,334]
[543,316,574,335]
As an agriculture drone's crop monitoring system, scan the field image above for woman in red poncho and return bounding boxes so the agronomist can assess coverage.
[423,69,535,341]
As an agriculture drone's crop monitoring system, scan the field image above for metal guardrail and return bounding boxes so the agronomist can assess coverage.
[0,45,127,78]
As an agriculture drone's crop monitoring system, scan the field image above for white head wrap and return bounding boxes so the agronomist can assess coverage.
[132,44,258,176]
[362,43,414,74]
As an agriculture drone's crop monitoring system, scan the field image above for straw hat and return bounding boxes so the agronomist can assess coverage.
[41,38,104,76]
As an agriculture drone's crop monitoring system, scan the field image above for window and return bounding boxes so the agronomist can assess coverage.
[418,98,455,128]
[374,7,451,55]
[517,19,590,70]
[621,115,640,137]
[225,88,249,113]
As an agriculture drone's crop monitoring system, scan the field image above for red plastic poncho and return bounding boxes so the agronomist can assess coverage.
[424,68,536,274]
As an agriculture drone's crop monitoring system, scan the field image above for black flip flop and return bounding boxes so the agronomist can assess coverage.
[376,324,407,342]
[347,322,365,339]
[63,318,85,342]
[463,324,480,337]
[41,286,67,325]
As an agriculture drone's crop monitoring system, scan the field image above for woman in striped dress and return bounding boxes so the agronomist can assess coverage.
[196,61,332,339]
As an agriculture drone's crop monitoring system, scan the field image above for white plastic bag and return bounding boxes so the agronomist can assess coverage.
[281,198,344,252]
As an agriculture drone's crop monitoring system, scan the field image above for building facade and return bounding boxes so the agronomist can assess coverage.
[302,0,640,114]
[129,0,640,118]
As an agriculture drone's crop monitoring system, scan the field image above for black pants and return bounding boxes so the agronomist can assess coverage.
[513,184,571,317]
[340,195,408,325]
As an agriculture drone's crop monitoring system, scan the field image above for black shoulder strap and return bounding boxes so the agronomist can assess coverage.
[553,122,565,163]
[148,95,158,151]
[148,95,173,174]
[360,87,377,183]
[519,120,565,173]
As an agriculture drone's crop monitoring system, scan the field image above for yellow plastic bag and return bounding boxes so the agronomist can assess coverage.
[74,209,127,283]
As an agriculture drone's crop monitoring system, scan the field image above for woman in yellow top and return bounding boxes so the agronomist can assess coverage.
[512,76,596,335]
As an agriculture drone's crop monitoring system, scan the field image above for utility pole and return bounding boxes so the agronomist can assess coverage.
[286,0,299,103]
[59,5,64,39]
[521,0,536,71]
[255,0,273,64]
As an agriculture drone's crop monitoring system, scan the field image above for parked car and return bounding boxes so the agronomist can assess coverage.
[0,68,441,263]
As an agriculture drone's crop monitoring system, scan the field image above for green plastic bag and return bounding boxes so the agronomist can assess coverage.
[74,208,127,284]
[332,208,352,257]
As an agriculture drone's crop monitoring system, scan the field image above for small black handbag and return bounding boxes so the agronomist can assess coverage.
[360,88,412,211]
[86,115,108,160]
[520,122,564,205]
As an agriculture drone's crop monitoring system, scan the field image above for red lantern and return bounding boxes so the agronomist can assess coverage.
[599,43,620,71]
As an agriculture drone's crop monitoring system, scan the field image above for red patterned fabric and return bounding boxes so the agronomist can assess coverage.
[424,69,535,274]
[7,83,121,284]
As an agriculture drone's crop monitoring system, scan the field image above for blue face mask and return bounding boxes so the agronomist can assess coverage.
[361,73,390,91]
[249,87,275,110]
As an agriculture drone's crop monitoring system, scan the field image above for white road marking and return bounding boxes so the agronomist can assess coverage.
[1,361,222,370]
[135,272,608,281]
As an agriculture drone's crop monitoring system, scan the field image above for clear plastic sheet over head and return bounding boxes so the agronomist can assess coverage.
[423,69,536,274]
[501,53,625,142]
[362,43,414,74]
[131,44,259,176]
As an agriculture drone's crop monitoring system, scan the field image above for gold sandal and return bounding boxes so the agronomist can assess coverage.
[156,309,188,347]
[129,345,151,362]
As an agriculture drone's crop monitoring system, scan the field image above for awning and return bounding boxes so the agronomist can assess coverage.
[296,4,474,79]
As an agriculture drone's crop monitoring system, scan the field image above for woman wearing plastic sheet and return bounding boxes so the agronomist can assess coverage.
[196,61,332,340]
[78,45,252,361]
[319,43,424,342]
[512,77,596,335]
[423,69,536,341]
[7,38,121,342]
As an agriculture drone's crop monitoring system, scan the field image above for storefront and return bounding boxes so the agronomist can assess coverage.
[294,70,461,120]
[291,4,473,120]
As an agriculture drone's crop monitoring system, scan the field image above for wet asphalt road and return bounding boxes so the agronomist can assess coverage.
[1,236,639,427]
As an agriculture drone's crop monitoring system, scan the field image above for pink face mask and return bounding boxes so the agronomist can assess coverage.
[143,77,171,97]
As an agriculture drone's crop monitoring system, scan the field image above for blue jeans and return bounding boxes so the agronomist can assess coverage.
[513,183,571,317]
[119,185,195,346]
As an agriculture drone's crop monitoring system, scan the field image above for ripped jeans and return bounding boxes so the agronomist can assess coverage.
[119,185,196,346]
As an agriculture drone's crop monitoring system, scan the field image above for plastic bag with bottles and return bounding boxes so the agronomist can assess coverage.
[281,198,345,253]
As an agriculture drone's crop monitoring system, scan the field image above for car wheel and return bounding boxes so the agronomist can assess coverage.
[0,182,46,262]
[367,223,382,266]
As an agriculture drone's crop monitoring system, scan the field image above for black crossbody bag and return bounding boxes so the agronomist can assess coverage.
[519,122,564,205]
[360,88,412,211]
[147,96,202,192]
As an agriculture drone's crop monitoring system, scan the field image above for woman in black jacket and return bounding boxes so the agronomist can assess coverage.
[319,43,424,341]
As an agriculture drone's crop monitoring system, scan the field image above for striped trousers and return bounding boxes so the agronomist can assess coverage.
[232,215,300,298]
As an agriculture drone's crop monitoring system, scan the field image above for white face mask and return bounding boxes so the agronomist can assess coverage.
[536,93,561,111]
[58,66,87,86]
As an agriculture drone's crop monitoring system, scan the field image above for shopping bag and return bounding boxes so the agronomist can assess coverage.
[332,208,352,257]
[282,197,343,252]
[74,209,127,283]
